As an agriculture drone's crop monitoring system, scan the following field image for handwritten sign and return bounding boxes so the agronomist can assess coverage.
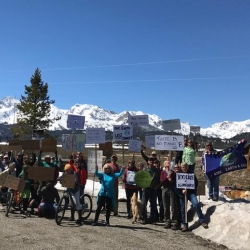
[61,174,75,189]
[86,128,105,144]
[27,166,55,181]
[190,126,201,134]
[88,150,103,173]
[145,135,155,148]
[128,115,149,127]
[67,114,85,129]
[62,134,85,152]
[128,140,142,152]
[176,173,195,189]
[162,119,181,131]
[113,125,133,141]
[155,135,184,151]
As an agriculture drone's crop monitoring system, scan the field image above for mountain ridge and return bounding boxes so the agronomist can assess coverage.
[1,96,250,139]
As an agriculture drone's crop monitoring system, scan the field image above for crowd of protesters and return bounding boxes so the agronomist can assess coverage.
[0,140,210,231]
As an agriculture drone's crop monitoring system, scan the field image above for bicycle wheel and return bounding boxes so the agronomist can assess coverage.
[81,194,92,220]
[5,191,14,217]
[55,195,68,225]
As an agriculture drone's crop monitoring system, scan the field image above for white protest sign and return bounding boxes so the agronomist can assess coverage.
[113,125,133,141]
[62,134,85,151]
[86,128,105,144]
[128,140,142,152]
[155,135,184,151]
[176,173,195,189]
[62,134,73,151]
[190,125,201,134]
[67,114,85,129]
[128,115,149,127]
[88,150,103,173]
[162,119,181,131]
[145,135,155,148]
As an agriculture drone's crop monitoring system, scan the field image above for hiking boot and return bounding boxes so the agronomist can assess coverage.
[164,223,171,229]
[171,224,178,230]
[92,221,98,226]
[141,220,146,225]
[201,222,208,228]
[181,227,188,232]
[212,198,218,202]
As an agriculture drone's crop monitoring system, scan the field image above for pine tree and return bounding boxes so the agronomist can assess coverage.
[11,68,61,138]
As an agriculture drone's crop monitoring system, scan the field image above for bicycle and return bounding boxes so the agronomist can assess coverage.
[55,190,93,225]
[5,189,23,217]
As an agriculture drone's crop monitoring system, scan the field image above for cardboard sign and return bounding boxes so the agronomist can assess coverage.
[0,171,8,186]
[99,142,113,157]
[22,140,40,150]
[41,139,57,152]
[0,145,23,153]
[197,180,206,196]
[61,174,75,189]
[27,166,55,181]
[4,175,26,192]
[6,140,40,151]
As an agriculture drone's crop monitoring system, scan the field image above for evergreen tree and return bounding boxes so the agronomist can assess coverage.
[11,68,61,138]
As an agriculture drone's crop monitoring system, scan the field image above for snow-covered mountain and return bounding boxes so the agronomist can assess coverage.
[0,96,250,139]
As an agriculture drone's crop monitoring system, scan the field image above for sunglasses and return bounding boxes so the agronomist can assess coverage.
[206,144,212,146]
[105,167,111,170]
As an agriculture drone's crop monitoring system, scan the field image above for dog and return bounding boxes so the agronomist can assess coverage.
[224,190,250,200]
[131,192,142,224]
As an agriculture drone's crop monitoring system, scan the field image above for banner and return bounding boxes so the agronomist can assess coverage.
[205,140,247,179]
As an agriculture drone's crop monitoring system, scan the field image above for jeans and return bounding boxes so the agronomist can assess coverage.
[206,175,220,199]
[142,188,157,221]
[39,202,57,216]
[179,193,204,228]
[162,187,178,224]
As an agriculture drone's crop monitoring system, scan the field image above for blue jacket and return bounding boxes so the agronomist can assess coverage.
[95,168,124,208]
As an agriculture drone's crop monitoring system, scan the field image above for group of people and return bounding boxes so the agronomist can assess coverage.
[0,150,88,225]
[93,141,212,232]
[0,139,217,231]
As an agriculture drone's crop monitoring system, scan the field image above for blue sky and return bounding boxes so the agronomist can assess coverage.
[0,1,250,128]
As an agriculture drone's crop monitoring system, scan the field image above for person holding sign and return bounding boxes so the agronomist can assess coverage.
[59,164,83,225]
[109,154,120,216]
[92,163,125,226]
[177,162,208,232]
[122,156,138,219]
[38,150,59,185]
[201,141,220,201]
[141,158,161,225]
[18,155,33,217]
[182,140,196,173]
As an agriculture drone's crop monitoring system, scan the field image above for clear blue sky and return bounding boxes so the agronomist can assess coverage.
[0,1,250,128]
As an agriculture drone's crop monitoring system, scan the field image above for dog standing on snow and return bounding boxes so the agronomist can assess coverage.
[131,192,142,224]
